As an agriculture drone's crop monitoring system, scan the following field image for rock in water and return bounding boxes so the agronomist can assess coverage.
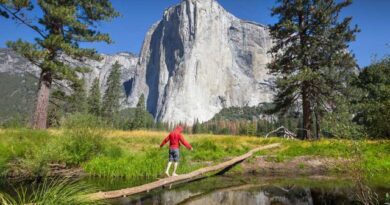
[127,0,274,125]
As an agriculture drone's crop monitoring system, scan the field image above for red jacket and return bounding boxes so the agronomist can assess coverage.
[160,126,192,150]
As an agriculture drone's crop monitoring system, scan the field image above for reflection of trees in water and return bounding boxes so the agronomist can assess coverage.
[121,185,364,205]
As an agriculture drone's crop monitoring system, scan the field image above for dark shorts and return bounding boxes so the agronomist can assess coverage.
[169,148,180,162]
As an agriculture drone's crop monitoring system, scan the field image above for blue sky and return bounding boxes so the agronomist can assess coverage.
[1,0,389,68]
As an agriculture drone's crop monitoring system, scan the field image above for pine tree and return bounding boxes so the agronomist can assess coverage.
[87,78,102,116]
[268,0,359,139]
[192,119,200,134]
[102,62,122,121]
[132,94,148,129]
[0,0,119,129]
[68,79,88,113]
[353,57,390,138]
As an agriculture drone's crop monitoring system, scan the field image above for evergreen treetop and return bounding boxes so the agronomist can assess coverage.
[102,62,122,120]
[87,77,102,116]
[268,0,359,139]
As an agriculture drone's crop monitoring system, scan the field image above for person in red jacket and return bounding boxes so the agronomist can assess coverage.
[160,126,193,177]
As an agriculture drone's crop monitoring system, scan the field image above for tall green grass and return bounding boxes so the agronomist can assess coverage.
[0,178,104,205]
[0,128,107,178]
[0,128,389,180]
[82,136,252,178]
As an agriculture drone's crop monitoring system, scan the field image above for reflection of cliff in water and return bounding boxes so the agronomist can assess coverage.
[120,185,361,205]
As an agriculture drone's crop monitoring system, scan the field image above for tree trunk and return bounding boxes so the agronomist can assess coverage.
[314,110,320,140]
[32,70,52,129]
[302,85,312,140]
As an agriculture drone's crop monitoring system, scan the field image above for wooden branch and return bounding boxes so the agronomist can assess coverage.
[86,143,281,201]
[265,126,297,139]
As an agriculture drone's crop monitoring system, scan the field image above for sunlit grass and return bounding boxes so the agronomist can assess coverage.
[0,129,389,179]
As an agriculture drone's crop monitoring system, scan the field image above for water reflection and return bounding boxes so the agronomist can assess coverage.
[111,176,388,205]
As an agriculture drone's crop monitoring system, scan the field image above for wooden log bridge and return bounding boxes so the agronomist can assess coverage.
[87,143,281,201]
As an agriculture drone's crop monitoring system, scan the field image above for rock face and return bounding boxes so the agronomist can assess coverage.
[0,48,138,106]
[127,0,274,125]
[64,52,139,104]
[0,48,41,76]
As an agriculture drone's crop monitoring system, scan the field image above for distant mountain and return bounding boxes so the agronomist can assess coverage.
[0,48,138,122]
[127,0,274,125]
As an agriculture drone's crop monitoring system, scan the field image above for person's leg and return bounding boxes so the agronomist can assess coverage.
[165,149,174,177]
[165,162,172,176]
[172,162,179,176]
[172,149,180,176]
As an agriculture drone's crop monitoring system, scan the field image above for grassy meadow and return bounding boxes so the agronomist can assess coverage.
[0,128,389,183]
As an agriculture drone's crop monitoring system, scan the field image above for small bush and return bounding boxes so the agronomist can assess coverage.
[61,129,105,165]
[0,116,27,129]
[61,113,107,130]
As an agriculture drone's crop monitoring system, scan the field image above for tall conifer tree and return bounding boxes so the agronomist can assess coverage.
[102,62,122,120]
[68,78,87,113]
[0,0,119,129]
[132,94,147,129]
[87,78,102,116]
[268,0,359,139]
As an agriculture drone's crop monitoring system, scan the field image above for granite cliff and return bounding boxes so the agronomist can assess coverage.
[127,0,274,124]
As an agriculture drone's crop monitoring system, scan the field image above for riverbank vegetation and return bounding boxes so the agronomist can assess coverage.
[0,178,103,205]
[0,126,388,183]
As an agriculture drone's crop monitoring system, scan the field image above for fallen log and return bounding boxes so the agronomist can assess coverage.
[86,143,281,200]
[265,126,297,139]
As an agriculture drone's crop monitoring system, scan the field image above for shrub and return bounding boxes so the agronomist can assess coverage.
[0,115,28,129]
[61,129,105,165]
[61,113,107,130]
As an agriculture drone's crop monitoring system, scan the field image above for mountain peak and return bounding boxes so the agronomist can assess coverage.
[126,0,274,125]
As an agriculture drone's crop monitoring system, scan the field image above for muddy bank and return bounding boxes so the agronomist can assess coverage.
[5,162,86,181]
[237,156,351,176]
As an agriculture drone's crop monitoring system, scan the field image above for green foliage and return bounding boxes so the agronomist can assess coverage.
[131,94,154,130]
[0,73,37,124]
[0,126,107,177]
[87,78,102,117]
[112,108,137,130]
[0,129,61,177]
[83,136,250,178]
[47,80,90,128]
[197,105,283,136]
[354,56,390,138]
[321,96,365,139]
[61,113,107,130]
[268,0,359,139]
[0,178,103,205]
[102,62,122,121]
[61,130,105,165]
[0,115,27,129]
[67,79,88,114]
[83,150,167,178]
[0,129,389,181]
[212,106,264,121]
